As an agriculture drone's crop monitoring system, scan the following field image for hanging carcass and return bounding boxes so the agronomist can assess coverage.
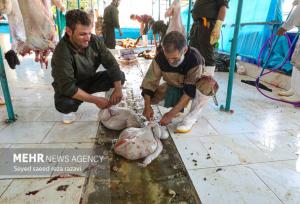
[4,0,59,69]
[0,0,12,14]
[165,0,185,35]
[17,0,57,68]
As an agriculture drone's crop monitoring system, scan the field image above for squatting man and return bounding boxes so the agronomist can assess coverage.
[141,31,218,133]
[51,9,125,124]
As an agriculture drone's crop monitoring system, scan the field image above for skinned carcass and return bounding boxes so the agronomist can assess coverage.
[0,0,12,14]
[99,107,141,131]
[5,0,57,68]
[4,0,25,69]
[3,0,25,53]
[114,123,169,167]
[17,0,56,68]
[165,0,185,35]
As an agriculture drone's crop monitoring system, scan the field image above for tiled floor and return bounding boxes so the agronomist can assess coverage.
[157,71,300,203]
[0,51,300,204]
[0,177,84,204]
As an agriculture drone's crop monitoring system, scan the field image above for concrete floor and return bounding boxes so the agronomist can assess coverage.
[0,51,300,204]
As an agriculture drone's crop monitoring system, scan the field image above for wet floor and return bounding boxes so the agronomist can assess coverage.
[1,48,300,204]
[82,57,201,204]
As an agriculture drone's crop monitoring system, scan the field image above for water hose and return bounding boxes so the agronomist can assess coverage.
[255,5,300,107]
[256,31,300,107]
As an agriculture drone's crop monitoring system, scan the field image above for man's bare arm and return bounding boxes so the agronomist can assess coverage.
[72,89,110,109]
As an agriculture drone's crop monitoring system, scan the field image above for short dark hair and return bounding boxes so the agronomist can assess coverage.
[162,31,187,53]
[130,14,135,19]
[66,9,91,31]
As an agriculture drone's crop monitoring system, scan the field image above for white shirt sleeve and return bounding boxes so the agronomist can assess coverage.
[283,4,300,31]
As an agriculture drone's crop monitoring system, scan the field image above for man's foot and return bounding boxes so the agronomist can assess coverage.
[176,119,196,133]
[0,97,5,105]
[62,113,76,124]
[278,89,294,97]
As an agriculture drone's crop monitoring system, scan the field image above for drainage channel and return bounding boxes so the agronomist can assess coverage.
[81,59,201,204]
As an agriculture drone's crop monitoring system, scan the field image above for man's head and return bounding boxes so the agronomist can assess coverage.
[130,14,137,20]
[162,31,188,67]
[65,9,92,49]
[112,0,120,7]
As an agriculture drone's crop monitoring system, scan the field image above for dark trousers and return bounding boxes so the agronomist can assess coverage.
[142,21,150,35]
[189,20,216,66]
[54,71,125,114]
[103,25,116,49]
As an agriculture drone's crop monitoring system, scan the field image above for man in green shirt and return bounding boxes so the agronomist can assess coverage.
[190,0,228,76]
[150,20,168,47]
[51,9,125,124]
[103,0,123,49]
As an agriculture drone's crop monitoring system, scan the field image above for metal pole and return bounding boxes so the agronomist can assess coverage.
[224,0,243,111]
[56,8,62,40]
[158,0,161,20]
[186,0,192,37]
[0,48,16,122]
[77,0,80,9]
[152,0,154,17]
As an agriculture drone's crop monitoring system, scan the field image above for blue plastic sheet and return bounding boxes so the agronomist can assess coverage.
[181,5,193,31]
[115,28,154,41]
[216,0,293,73]
[0,22,9,34]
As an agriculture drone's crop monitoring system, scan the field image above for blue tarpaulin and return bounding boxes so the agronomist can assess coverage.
[217,0,293,73]
[0,22,9,34]
[1,1,295,73]
[115,28,154,42]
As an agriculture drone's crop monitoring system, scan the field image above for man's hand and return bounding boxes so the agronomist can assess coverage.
[277,27,287,36]
[110,88,123,105]
[95,97,111,109]
[159,111,175,126]
[210,20,223,45]
[143,106,154,121]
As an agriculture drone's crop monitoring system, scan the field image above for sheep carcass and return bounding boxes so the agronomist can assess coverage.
[165,0,185,35]
[5,0,57,68]
[114,123,169,167]
[17,0,57,68]
[99,107,141,131]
